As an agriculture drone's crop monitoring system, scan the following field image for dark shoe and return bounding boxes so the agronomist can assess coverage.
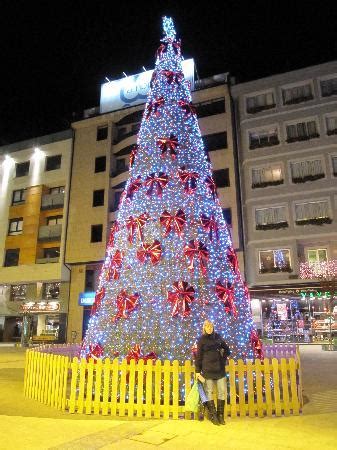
[217,399,226,425]
[204,400,220,425]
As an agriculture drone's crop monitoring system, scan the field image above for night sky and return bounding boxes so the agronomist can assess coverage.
[1,0,337,145]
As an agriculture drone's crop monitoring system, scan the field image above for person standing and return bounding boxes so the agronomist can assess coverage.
[195,320,231,425]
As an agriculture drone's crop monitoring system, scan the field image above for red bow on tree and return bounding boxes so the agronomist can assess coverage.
[112,289,139,322]
[91,287,105,315]
[215,280,237,317]
[150,71,157,89]
[251,330,264,360]
[144,172,169,197]
[156,39,181,59]
[157,134,179,159]
[106,250,123,281]
[178,166,199,194]
[243,282,250,300]
[178,100,196,117]
[161,70,183,85]
[167,281,195,317]
[86,343,104,362]
[156,43,167,59]
[184,240,209,276]
[136,240,162,265]
[145,97,165,119]
[200,214,219,241]
[126,213,149,243]
[126,176,142,201]
[205,175,217,200]
[126,344,158,364]
[160,209,186,237]
[107,221,120,249]
[129,145,138,168]
[227,247,239,275]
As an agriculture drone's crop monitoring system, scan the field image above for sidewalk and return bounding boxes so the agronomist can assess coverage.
[0,346,336,449]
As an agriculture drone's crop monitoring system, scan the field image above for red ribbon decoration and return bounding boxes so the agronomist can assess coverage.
[205,175,217,200]
[157,134,179,159]
[86,343,104,362]
[126,176,142,201]
[107,221,119,249]
[136,240,162,265]
[146,97,165,119]
[159,209,186,237]
[129,145,138,168]
[91,287,105,315]
[178,100,196,117]
[184,239,209,276]
[200,214,219,241]
[215,280,237,317]
[126,213,149,243]
[106,250,123,281]
[167,281,195,317]
[150,71,157,89]
[178,166,199,194]
[251,330,264,360]
[144,172,169,197]
[126,344,158,364]
[161,70,183,85]
[156,39,181,58]
[227,247,239,275]
[112,289,139,322]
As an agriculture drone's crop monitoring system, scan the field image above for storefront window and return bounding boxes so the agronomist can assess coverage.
[44,282,60,299]
[259,249,291,273]
[10,284,27,301]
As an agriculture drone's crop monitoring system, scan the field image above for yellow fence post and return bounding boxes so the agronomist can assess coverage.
[69,357,79,413]
[127,359,136,417]
[102,358,111,416]
[163,360,171,419]
[263,358,272,417]
[228,359,237,418]
[136,359,145,418]
[94,358,103,415]
[246,359,255,418]
[172,360,179,419]
[237,359,246,417]
[154,360,162,419]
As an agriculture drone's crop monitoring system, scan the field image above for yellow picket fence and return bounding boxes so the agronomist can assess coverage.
[24,349,303,418]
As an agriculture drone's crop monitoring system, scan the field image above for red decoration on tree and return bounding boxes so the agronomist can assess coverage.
[167,281,195,317]
[178,166,199,194]
[157,134,179,159]
[178,100,196,118]
[160,209,186,237]
[112,289,139,322]
[251,330,264,360]
[161,70,183,85]
[106,250,123,281]
[150,71,157,89]
[126,176,142,201]
[126,213,149,243]
[200,214,219,241]
[129,145,138,168]
[146,97,165,119]
[215,280,237,317]
[91,287,105,315]
[107,221,120,249]
[227,247,239,275]
[86,343,104,362]
[136,240,162,265]
[126,344,158,364]
[184,239,209,276]
[205,175,217,200]
[144,172,169,197]
[156,39,181,59]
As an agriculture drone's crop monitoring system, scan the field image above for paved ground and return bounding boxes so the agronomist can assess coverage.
[0,345,336,449]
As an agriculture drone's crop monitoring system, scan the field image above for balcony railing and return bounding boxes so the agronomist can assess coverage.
[41,193,64,210]
[36,257,60,264]
[38,224,62,241]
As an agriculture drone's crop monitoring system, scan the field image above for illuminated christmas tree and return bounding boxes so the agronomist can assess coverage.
[81,17,261,362]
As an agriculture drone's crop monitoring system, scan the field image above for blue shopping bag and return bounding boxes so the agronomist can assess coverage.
[197,380,208,403]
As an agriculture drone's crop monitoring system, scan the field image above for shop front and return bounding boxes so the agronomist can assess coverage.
[250,283,337,343]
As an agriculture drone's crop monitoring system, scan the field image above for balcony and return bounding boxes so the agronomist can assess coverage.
[38,224,62,241]
[292,173,325,183]
[41,193,64,210]
[36,257,60,264]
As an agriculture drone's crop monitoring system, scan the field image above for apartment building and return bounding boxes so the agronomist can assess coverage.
[231,61,337,341]
[0,130,72,344]
[66,63,243,342]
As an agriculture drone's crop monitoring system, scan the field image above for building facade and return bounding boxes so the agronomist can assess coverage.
[0,130,72,344]
[231,61,337,342]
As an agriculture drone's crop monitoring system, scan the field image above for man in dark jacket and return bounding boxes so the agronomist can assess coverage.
[195,320,231,425]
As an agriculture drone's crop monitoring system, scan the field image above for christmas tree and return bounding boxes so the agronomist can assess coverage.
[81,17,261,362]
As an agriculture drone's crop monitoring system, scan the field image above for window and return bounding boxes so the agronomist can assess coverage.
[12,189,26,205]
[320,77,337,97]
[95,156,106,173]
[43,247,60,259]
[326,115,337,136]
[4,249,19,267]
[44,282,60,299]
[286,120,319,143]
[196,99,225,118]
[282,83,313,105]
[203,132,227,151]
[113,191,123,211]
[47,215,63,226]
[10,284,27,301]
[249,127,279,149]
[8,218,23,235]
[93,189,104,207]
[255,206,288,230]
[15,161,30,177]
[116,158,126,172]
[213,169,230,188]
[259,249,291,273]
[332,156,337,176]
[49,186,65,194]
[46,155,62,171]
[91,224,103,243]
[246,92,275,114]
[307,249,328,264]
[85,270,95,292]
[295,200,331,225]
[97,125,108,141]
[252,165,283,188]
[290,160,324,183]
[222,208,232,227]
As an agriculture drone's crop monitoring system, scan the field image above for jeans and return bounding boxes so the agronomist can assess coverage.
[204,376,227,401]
